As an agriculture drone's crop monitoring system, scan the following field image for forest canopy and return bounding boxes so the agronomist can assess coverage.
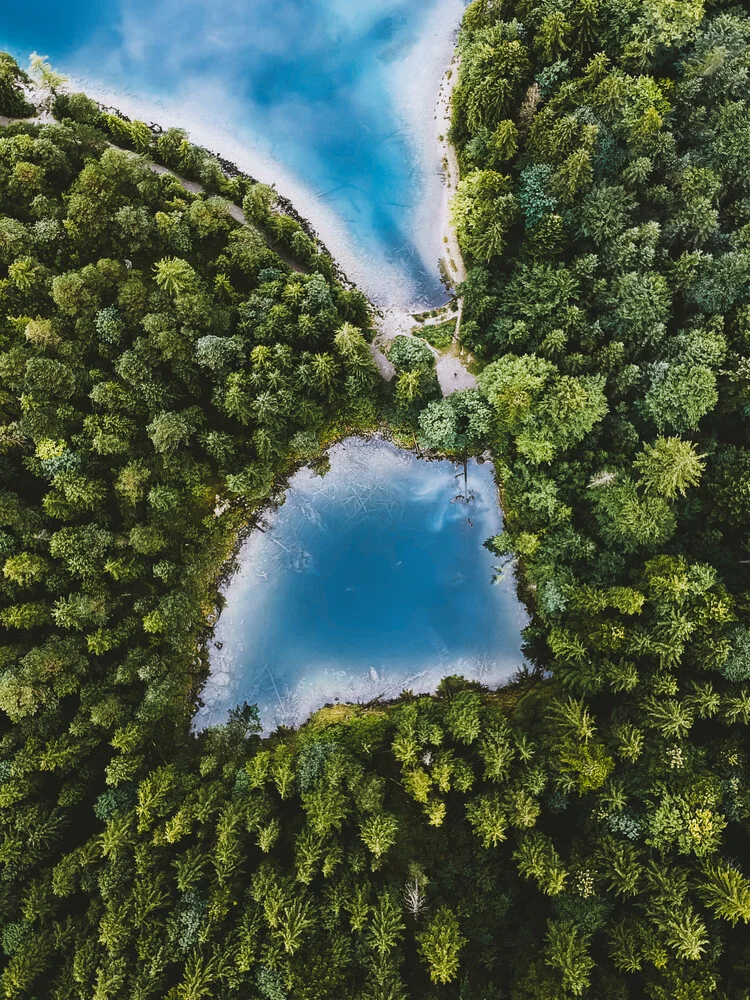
[1,0,750,996]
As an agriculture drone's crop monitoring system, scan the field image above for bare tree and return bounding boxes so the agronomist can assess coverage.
[403,878,427,919]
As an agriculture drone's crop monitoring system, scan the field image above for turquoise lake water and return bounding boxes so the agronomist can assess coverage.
[197,439,527,731]
[0,0,466,306]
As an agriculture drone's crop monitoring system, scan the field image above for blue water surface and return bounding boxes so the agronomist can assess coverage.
[198,439,527,731]
[0,0,465,305]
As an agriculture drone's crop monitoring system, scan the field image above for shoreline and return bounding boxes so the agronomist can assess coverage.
[372,46,475,396]
[198,432,527,733]
[384,0,467,302]
[65,77,375,290]
[435,55,467,291]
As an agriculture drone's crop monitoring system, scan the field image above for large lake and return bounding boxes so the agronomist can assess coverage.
[0,0,467,307]
[197,439,527,731]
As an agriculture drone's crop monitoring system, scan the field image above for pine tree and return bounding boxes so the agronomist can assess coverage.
[634,436,705,500]
[466,793,508,847]
[417,907,466,985]
[544,920,594,997]
[700,863,750,925]
[365,893,405,960]
[360,814,398,862]
[153,257,195,296]
[664,908,709,962]
[277,896,315,955]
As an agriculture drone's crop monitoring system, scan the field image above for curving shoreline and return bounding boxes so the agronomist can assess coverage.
[4,0,469,311]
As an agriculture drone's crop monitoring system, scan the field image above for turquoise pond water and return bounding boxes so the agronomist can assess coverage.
[197,439,527,731]
[0,0,467,306]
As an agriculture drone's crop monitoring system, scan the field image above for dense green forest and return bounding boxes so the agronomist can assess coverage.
[2,0,750,996]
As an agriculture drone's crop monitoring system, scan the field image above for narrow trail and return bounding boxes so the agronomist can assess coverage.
[433,55,475,396]
[123,163,308,275]
[436,55,467,293]
[0,112,307,274]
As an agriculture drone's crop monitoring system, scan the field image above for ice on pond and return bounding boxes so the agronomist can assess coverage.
[197,437,528,732]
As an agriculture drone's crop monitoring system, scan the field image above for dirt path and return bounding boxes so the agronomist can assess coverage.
[129,163,307,273]
[1,113,307,273]
[372,303,477,397]
[432,56,476,394]
[435,56,467,292]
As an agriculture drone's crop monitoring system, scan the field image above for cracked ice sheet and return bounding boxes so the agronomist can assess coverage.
[196,437,528,733]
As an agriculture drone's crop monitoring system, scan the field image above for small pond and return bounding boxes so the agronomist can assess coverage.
[197,437,528,731]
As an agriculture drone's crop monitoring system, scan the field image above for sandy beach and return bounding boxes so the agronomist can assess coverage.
[372,49,476,398]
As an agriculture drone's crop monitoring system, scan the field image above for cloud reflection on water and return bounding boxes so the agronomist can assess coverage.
[198,438,528,733]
